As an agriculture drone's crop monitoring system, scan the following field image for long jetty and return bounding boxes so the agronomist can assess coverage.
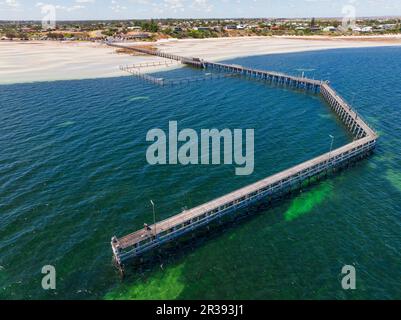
[110,43,321,91]
[110,44,378,271]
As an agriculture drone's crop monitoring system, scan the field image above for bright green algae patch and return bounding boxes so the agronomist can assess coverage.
[104,264,185,300]
[284,182,333,222]
[3,48,401,300]
[105,182,334,300]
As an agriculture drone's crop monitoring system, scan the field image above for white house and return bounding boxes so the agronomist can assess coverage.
[323,26,337,32]
[361,26,373,33]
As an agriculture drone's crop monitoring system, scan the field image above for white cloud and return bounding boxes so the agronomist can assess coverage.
[130,0,150,4]
[4,0,20,8]
[164,0,184,11]
[35,2,86,12]
[191,0,213,12]
[55,4,86,12]
[158,0,213,13]
[75,0,95,3]
[109,1,127,13]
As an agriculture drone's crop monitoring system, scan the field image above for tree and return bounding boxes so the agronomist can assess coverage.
[47,32,64,40]
[162,27,173,36]
[141,19,159,32]
[4,30,18,39]
[101,30,115,37]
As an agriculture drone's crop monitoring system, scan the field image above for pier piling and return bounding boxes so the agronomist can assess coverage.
[109,43,378,270]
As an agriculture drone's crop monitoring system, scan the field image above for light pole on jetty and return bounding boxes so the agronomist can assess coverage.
[150,200,156,237]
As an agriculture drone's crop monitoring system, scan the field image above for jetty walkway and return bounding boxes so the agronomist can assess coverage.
[109,44,378,271]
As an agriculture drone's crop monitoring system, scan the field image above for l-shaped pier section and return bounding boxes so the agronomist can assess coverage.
[203,61,322,92]
[110,44,378,270]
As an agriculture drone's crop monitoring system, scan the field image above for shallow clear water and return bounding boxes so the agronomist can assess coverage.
[0,47,400,299]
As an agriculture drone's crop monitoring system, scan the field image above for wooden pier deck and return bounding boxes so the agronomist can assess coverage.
[203,61,322,92]
[110,43,378,269]
[123,61,180,69]
[120,64,236,86]
[110,43,321,91]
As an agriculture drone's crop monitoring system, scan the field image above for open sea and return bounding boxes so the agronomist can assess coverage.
[0,47,400,299]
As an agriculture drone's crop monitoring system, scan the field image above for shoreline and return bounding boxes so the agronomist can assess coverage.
[1,36,401,85]
[155,35,401,61]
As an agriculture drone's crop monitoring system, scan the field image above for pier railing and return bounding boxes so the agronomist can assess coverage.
[111,43,322,92]
[110,43,378,271]
[203,62,322,92]
[123,61,180,69]
[120,64,237,86]
[112,135,376,265]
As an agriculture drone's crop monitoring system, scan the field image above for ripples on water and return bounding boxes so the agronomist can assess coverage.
[0,47,400,299]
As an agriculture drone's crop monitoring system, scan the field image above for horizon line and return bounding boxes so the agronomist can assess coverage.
[1,15,401,22]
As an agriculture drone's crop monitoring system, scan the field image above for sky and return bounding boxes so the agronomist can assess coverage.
[0,0,401,21]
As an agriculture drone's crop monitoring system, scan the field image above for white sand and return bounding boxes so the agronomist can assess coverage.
[1,36,401,84]
[157,36,401,61]
[0,41,168,84]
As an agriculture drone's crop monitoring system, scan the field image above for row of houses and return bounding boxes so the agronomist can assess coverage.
[168,24,256,32]
[170,23,398,33]
[295,24,398,33]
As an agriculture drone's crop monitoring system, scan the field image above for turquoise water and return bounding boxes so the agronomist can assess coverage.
[0,47,400,299]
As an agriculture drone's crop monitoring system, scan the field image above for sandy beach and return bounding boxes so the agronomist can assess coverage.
[1,35,401,84]
[0,41,168,84]
[156,35,401,61]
